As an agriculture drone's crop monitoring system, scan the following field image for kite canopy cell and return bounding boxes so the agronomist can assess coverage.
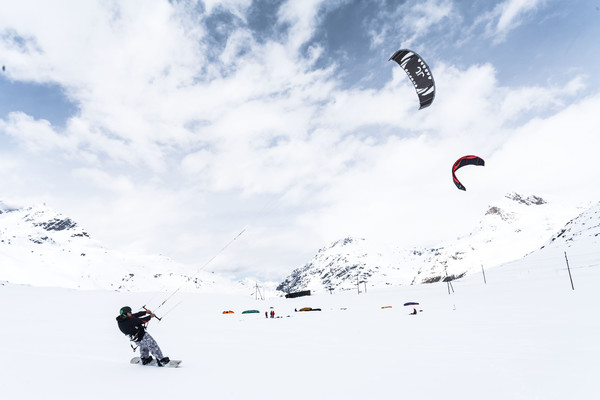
[389,49,435,109]
[452,155,485,191]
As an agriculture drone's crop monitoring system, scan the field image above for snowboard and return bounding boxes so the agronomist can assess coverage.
[130,357,182,368]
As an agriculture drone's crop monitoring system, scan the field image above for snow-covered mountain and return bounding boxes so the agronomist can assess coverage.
[541,200,600,250]
[3,194,596,295]
[511,199,600,273]
[277,193,588,293]
[0,201,241,292]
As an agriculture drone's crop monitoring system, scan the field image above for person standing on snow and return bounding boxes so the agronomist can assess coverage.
[116,306,170,366]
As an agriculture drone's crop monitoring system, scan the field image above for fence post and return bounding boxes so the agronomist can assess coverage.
[564,252,575,290]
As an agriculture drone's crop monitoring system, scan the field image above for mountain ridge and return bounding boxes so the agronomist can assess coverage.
[2,194,596,295]
[277,193,589,293]
[0,202,241,293]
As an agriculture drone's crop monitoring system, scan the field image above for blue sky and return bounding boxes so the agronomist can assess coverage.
[1,0,600,281]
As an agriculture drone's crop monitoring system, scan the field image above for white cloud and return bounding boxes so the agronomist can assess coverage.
[2,112,78,154]
[277,0,328,52]
[401,0,455,47]
[201,0,252,18]
[368,0,456,49]
[0,0,598,280]
[71,168,135,194]
[489,93,600,201]
[499,76,585,120]
[479,0,547,43]
[1,0,209,165]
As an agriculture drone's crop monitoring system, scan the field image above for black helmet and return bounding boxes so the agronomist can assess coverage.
[120,306,132,316]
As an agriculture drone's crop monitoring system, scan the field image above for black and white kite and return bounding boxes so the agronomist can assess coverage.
[389,49,435,110]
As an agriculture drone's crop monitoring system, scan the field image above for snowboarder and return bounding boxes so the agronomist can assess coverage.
[410,308,417,315]
[116,306,170,366]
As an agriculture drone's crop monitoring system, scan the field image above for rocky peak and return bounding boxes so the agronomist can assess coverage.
[0,201,19,214]
[485,206,515,221]
[505,193,547,206]
[34,218,78,232]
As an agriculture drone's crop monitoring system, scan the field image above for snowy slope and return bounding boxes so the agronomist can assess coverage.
[1,197,599,399]
[1,236,599,400]
[278,193,582,293]
[541,199,600,251]
[1,195,592,296]
[497,199,600,282]
[0,202,242,293]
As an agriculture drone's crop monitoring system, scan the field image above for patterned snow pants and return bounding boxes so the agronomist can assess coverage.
[138,332,164,360]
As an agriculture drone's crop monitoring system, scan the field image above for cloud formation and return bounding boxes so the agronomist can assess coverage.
[1,0,598,280]
[478,0,547,43]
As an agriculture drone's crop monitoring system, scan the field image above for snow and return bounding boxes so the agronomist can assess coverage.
[2,244,599,399]
[279,194,581,292]
[0,203,243,293]
[2,199,599,399]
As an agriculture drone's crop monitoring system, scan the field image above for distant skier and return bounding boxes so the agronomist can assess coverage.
[116,306,170,366]
[410,308,417,315]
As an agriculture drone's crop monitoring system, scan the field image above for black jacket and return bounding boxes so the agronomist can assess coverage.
[116,311,152,342]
